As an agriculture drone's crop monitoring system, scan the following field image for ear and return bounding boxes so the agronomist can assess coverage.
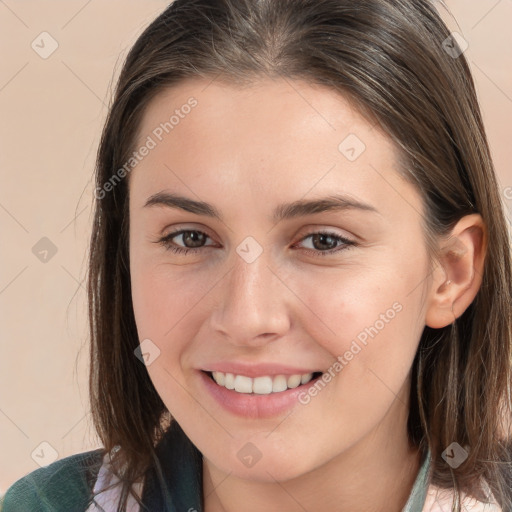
[425,214,487,329]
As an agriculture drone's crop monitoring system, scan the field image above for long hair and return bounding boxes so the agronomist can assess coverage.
[87,1,512,510]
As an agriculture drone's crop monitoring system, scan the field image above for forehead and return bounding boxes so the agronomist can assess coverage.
[129,77,412,218]
[134,77,387,153]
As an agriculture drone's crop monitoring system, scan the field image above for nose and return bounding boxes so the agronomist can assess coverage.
[209,250,291,347]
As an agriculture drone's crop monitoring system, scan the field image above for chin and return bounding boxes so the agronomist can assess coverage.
[227,459,308,483]
[207,441,314,483]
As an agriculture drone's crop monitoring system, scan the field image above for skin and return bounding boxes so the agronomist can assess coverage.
[128,77,486,512]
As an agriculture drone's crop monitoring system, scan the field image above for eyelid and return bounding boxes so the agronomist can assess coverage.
[298,226,354,240]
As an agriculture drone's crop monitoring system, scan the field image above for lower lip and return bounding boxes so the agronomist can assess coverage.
[198,370,323,419]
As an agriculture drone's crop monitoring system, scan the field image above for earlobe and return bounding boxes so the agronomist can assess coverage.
[425,214,487,329]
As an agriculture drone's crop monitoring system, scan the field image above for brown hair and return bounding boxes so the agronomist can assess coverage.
[87,0,512,510]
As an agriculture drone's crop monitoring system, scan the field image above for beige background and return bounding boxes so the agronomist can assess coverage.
[0,0,511,495]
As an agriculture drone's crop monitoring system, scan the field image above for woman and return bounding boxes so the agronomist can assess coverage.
[2,0,511,510]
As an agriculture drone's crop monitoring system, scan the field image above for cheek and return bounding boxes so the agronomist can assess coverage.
[129,263,210,413]
[131,268,188,334]
[130,260,218,356]
[289,264,417,345]
[129,224,205,329]
[288,260,426,389]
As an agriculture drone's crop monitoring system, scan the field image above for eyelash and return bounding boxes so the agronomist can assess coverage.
[155,229,356,257]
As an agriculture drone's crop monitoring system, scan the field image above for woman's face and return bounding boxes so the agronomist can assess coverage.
[128,77,432,481]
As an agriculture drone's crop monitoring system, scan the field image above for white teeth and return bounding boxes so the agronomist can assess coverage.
[287,374,302,389]
[301,373,313,385]
[272,375,288,392]
[212,371,225,386]
[234,375,253,393]
[253,376,273,394]
[210,371,319,394]
[224,373,235,390]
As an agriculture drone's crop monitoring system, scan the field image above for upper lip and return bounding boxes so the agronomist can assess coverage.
[201,362,324,378]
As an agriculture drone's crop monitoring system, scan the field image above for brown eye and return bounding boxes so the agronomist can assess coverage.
[295,231,356,257]
[157,229,213,254]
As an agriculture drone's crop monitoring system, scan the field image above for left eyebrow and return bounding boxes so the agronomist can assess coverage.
[143,191,380,222]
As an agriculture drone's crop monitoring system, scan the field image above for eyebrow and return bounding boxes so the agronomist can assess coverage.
[143,191,380,222]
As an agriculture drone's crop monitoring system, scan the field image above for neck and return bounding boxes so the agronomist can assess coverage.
[202,400,423,512]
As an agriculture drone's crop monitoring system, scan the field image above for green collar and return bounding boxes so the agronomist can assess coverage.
[402,446,431,512]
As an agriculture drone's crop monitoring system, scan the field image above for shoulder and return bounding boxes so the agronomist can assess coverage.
[0,449,104,512]
[422,482,503,512]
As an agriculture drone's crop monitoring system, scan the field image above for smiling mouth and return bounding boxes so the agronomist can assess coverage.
[203,370,323,395]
